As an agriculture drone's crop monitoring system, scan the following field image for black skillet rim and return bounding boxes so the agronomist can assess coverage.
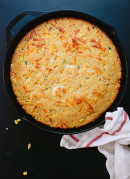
[4,10,128,134]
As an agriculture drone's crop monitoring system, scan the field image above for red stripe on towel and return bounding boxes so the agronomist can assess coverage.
[112,112,127,135]
[106,117,113,120]
[70,135,79,142]
[85,112,127,147]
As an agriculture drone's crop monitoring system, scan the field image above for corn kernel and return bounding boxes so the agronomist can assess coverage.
[42,79,45,82]
[69,123,73,128]
[50,77,52,80]
[20,55,23,59]
[28,143,31,150]
[82,25,86,28]
[20,56,24,62]
[14,119,21,125]
[52,44,56,49]
[81,34,84,37]
[23,171,27,176]
[51,113,55,117]
[80,119,85,122]
[55,34,58,37]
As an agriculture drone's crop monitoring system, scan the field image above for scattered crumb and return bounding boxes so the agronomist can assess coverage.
[6,128,8,130]
[28,143,31,150]
[23,171,27,176]
[14,118,21,125]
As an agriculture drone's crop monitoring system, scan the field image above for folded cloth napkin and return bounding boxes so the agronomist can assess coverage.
[60,107,130,179]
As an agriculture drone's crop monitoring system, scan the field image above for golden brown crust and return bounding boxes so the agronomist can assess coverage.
[10,17,121,128]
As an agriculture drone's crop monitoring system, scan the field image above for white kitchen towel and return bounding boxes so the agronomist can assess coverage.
[60,107,130,179]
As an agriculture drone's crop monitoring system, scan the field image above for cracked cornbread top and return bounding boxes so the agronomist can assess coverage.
[10,17,121,128]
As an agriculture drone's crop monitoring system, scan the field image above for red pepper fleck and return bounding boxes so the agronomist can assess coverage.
[34,105,38,109]
[76,98,83,104]
[49,27,52,31]
[43,109,47,113]
[35,65,40,69]
[27,46,30,50]
[74,29,80,35]
[61,122,69,128]
[35,58,42,62]
[33,38,41,41]
[91,39,96,43]
[72,38,78,49]
[118,79,121,83]
[46,68,53,72]
[54,65,58,68]
[27,29,36,41]
[76,37,85,43]
[92,44,99,48]
[62,88,66,93]
[60,34,64,38]
[116,83,120,90]
[51,23,65,33]
[85,100,93,112]
[32,43,43,47]
[70,29,80,38]
[55,101,62,103]
[49,118,53,122]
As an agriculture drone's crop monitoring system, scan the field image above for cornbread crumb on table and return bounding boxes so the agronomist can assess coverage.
[10,17,121,128]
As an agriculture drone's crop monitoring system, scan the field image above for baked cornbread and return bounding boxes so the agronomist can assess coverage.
[10,17,121,128]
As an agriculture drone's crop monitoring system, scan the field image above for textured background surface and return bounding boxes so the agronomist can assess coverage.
[0,0,129,178]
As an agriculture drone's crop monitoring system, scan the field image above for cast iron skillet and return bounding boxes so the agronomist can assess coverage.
[4,10,128,134]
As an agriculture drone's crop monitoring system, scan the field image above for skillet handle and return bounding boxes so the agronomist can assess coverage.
[104,24,117,36]
[6,11,47,48]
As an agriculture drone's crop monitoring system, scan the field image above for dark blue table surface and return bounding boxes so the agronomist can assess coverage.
[0,0,129,178]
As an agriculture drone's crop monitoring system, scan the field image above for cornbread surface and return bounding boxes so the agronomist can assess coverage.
[10,17,121,128]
